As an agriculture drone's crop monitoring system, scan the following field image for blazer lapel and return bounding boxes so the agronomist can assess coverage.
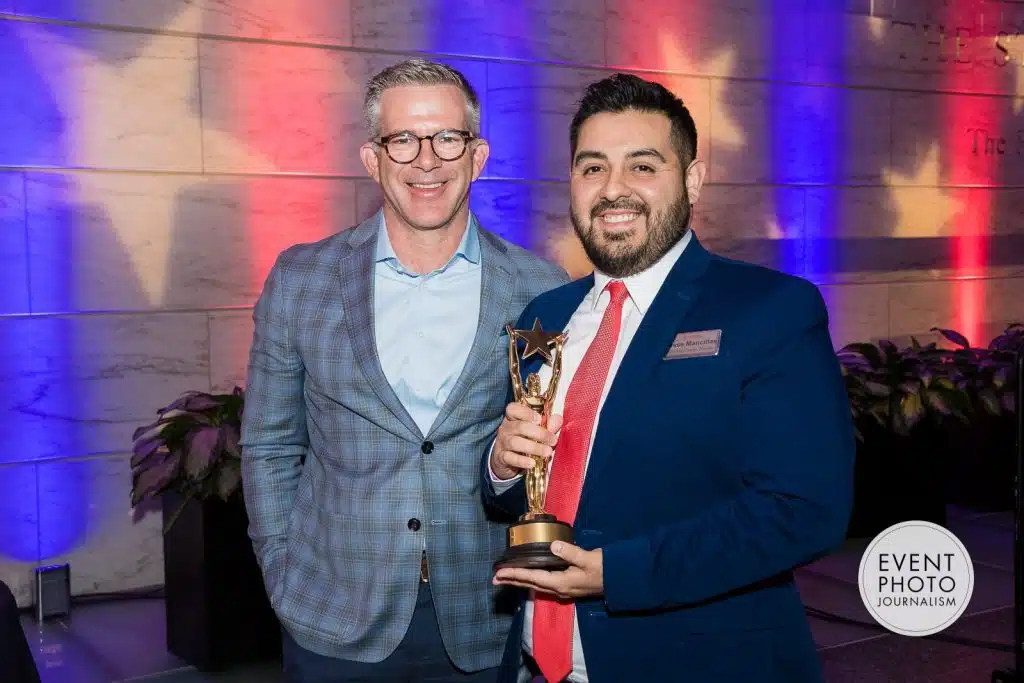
[427,219,517,439]
[338,211,422,441]
[577,232,713,510]
[515,277,592,384]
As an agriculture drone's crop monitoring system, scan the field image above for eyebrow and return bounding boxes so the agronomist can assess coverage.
[627,148,667,162]
[572,150,607,167]
[572,148,667,167]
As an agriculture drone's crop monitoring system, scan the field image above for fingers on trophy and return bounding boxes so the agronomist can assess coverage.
[495,319,573,571]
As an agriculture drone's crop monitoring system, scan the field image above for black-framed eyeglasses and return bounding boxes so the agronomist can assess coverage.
[374,129,475,164]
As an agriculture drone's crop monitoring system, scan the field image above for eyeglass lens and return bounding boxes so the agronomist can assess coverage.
[386,131,467,162]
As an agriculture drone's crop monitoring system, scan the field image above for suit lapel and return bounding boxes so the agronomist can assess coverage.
[518,276,593,383]
[338,211,422,441]
[427,219,517,439]
[577,233,713,511]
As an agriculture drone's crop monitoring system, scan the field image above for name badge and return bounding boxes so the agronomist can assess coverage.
[664,329,722,360]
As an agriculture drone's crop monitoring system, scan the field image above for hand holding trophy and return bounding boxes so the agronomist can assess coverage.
[494,320,573,571]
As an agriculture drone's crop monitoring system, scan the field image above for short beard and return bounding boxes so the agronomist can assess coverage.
[571,188,690,279]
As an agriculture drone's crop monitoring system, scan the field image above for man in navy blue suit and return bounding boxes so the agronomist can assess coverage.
[483,73,856,683]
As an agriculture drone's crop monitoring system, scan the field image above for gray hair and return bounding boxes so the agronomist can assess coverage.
[363,59,481,139]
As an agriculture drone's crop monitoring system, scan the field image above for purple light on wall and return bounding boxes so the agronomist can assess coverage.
[0,18,88,563]
[430,1,540,251]
[771,0,846,280]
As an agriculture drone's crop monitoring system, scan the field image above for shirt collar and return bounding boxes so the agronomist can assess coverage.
[375,213,480,275]
[591,228,692,314]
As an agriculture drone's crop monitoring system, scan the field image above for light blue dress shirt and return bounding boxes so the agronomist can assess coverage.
[373,217,482,437]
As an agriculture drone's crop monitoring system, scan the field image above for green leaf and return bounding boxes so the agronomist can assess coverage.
[898,379,923,394]
[900,393,925,423]
[931,327,971,349]
[863,381,891,396]
[131,434,165,469]
[923,389,949,415]
[130,389,246,509]
[215,459,242,500]
[222,425,241,459]
[130,451,182,505]
[184,426,223,480]
[979,389,1002,415]
[844,343,883,368]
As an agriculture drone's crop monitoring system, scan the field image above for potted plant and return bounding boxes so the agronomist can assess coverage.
[935,324,1022,511]
[838,338,970,537]
[130,387,281,671]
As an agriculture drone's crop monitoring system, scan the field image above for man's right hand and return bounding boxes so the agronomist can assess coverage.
[490,402,562,481]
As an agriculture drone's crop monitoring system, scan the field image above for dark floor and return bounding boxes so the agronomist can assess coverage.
[18,505,1020,682]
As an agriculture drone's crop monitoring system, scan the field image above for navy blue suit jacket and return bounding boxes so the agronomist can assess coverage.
[483,233,856,683]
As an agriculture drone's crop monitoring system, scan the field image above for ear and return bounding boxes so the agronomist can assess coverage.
[360,142,381,183]
[469,139,490,182]
[684,158,708,205]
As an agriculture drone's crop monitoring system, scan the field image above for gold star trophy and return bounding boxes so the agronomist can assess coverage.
[494,319,573,571]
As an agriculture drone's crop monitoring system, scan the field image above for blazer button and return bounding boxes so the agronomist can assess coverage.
[408,518,421,531]
[421,441,434,454]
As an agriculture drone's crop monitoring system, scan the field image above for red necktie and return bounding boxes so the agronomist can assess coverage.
[533,280,629,683]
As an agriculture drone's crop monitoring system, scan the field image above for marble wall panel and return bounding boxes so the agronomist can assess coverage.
[468,180,586,275]
[486,64,709,181]
[0,172,28,315]
[0,20,201,171]
[711,80,892,184]
[24,173,355,313]
[692,184,806,275]
[805,185,1024,284]
[0,313,208,464]
[352,0,605,65]
[485,64,607,182]
[355,179,385,225]
[0,462,39,608]
[606,0,806,80]
[888,277,1024,344]
[16,0,353,47]
[891,90,1024,189]
[36,454,164,595]
[819,282,891,348]
[209,310,254,394]
[808,1,1024,97]
[199,39,487,176]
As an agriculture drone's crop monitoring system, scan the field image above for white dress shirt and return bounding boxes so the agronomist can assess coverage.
[490,229,692,682]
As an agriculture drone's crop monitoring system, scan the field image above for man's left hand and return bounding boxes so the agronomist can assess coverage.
[493,541,603,599]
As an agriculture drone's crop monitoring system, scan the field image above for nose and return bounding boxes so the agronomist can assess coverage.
[412,138,442,172]
[599,167,630,202]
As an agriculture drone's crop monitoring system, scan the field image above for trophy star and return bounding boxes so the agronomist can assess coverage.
[515,319,564,361]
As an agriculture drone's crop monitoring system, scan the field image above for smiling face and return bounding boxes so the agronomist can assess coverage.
[569,109,706,278]
[360,84,488,235]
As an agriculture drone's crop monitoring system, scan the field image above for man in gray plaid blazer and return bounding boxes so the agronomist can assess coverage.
[240,60,568,683]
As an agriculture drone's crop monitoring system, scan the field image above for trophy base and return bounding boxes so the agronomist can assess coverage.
[494,514,573,571]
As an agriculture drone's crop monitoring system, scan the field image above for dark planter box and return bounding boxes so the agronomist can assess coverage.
[944,414,1016,512]
[846,421,948,539]
[162,490,282,671]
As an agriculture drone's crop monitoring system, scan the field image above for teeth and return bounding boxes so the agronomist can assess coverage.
[602,213,638,224]
[411,182,443,189]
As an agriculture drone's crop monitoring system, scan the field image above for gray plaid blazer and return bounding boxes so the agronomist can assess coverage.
[240,209,569,670]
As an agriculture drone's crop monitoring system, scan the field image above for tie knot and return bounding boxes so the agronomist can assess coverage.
[605,280,628,307]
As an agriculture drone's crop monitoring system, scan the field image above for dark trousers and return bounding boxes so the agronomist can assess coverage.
[282,581,500,683]
[0,581,41,683]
